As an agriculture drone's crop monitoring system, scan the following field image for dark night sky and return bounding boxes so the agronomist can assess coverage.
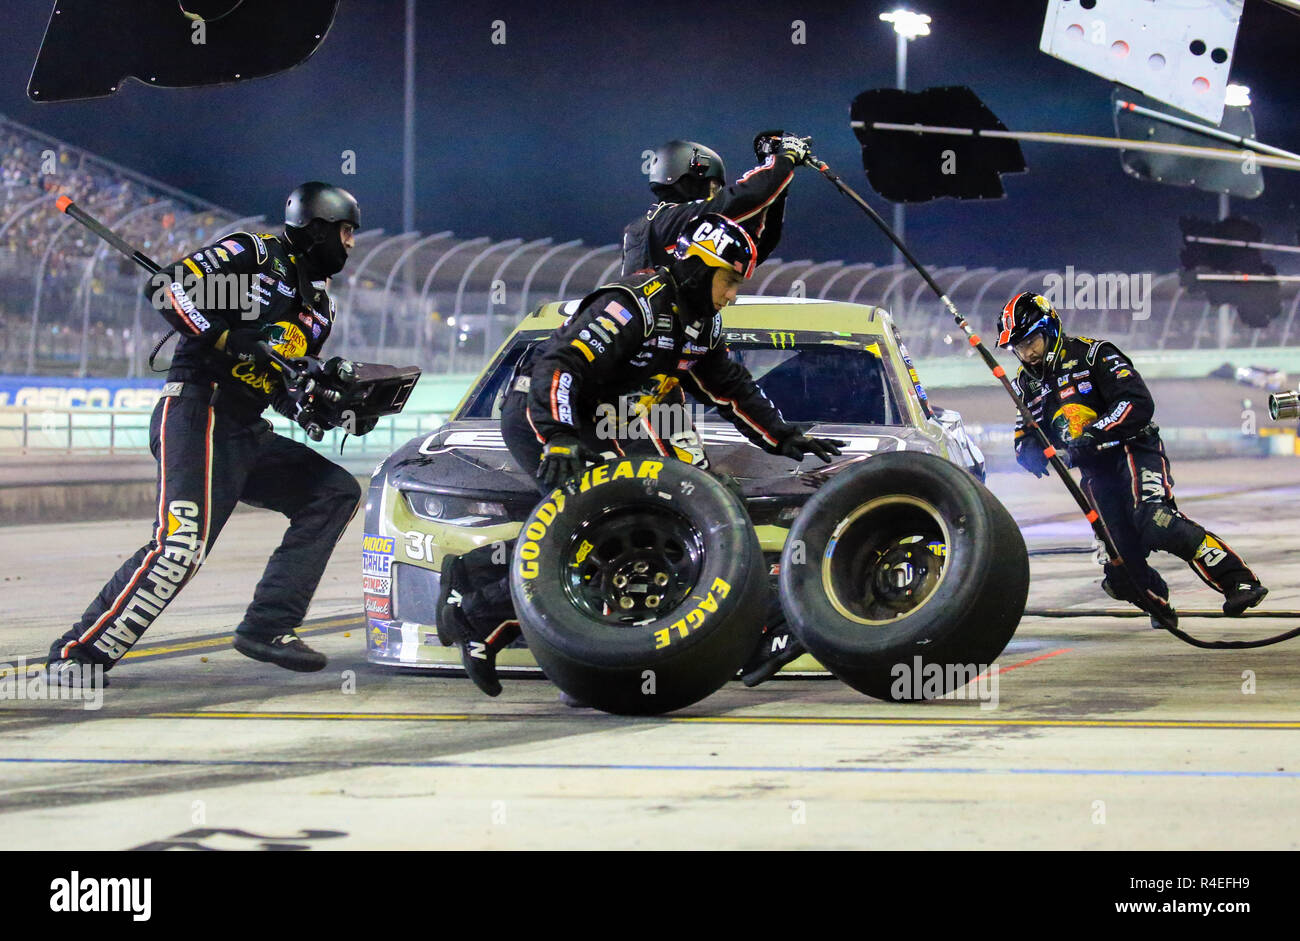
[3,0,1299,274]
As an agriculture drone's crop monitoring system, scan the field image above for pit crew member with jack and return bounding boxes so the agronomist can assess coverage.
[999,291,1268,621]
[47,182,370,682]
[440,213,846,696]
[621,131,814,275]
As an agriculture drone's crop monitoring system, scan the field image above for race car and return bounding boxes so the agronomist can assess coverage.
[361,296,986,671]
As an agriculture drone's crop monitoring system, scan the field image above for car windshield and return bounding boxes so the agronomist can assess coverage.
[459,335,904,426]
[708,342,902,425]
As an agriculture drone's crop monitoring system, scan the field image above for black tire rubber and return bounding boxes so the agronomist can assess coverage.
[778,451,1028,701]
[509,457,767,715]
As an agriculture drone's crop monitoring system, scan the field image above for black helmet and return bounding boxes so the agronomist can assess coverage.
[283,182,359,278]
[997,291,1063,373]
[672,213,757,279]
[649,140,726,202]
[285,181,360,230]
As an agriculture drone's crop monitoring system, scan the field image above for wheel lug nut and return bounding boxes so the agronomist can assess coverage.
[633,561,649,574]
[654,573,669,586]
[645,595,660,608]
[612,574,628,589]
[619,597,635,610]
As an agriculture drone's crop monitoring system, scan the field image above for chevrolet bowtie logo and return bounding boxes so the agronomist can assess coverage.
[769,332,795,348]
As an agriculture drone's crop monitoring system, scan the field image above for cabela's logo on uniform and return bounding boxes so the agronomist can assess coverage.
[230,321,308,392]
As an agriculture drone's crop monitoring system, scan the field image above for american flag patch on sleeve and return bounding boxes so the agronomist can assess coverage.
[220,239,245,256]
[606,301,632,324]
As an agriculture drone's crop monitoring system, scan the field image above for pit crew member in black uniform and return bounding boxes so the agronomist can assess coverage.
[47,182,366,682]
[440,213,845,696]
[999,291,1268,619]
[621,133,811,275]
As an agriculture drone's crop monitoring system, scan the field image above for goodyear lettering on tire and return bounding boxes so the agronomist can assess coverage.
[516,459,664,581]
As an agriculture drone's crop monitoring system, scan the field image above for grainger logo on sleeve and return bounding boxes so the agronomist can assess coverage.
[49,871,151,921]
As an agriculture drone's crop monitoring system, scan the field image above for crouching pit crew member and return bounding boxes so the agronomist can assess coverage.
[439,213,845,696]
[999,291,1268,622]
[46,182,368,684]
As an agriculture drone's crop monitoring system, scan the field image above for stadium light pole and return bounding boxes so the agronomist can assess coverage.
[880,8,930,269]
[403,0,416,235]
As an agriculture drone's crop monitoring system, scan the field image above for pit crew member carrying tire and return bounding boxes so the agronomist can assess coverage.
[46,182,367,683]
[439,213,845,696]
[998,291,1269,621]
[621,133,812,275]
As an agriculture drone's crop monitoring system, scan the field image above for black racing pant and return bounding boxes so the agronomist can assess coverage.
[1081,431,1258,605]
[50,384,362,668]
[449,391,582,634]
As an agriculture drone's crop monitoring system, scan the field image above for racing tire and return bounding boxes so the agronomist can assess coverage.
[778,451,1028,701]
[509,456,767,715]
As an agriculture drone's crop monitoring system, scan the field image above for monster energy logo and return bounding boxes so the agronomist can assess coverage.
[769,332,796,348]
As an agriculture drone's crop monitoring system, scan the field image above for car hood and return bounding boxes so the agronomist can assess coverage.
[385,419,941,501]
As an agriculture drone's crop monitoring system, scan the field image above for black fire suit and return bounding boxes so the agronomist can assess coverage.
[1013,334,1260,607]
[621,154,796,275]
[48,230,361,669]
[456,267,802,636]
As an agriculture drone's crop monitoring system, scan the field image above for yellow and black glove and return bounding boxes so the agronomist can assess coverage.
[537,436,600,488]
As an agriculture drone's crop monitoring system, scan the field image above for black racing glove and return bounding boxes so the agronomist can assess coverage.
[222,329,273,369]
[1065,430,1100,467]
[753,129,785,160]
[537,436,600,488]
[1016,443,1050,478]
[777,433,846,464]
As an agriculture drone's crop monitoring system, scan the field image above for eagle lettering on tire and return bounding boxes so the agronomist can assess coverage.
[509,458,767,715]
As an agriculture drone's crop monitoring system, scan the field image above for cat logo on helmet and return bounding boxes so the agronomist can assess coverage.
[674,213,757,279]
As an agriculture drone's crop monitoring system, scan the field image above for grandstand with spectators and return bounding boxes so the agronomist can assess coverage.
[1,115,1297,381]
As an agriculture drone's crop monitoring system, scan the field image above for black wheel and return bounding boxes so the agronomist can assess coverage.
[778,451,1028,701]
[509,457,767,715]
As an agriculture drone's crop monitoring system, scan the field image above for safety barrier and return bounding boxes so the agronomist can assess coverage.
[0,405,446,457]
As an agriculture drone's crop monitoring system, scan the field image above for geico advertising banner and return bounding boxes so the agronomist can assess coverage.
[0,376,164,410]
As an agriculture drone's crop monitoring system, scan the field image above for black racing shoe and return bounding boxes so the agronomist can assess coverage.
[435,553,469,647]
[459,619,522,698]
[741,624,806,688]
[1223,583,1268,617]
[232,631,327,672]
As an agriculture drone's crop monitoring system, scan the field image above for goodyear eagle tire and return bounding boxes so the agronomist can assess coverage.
[778,451,1028,701]
[509,457,767,715]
